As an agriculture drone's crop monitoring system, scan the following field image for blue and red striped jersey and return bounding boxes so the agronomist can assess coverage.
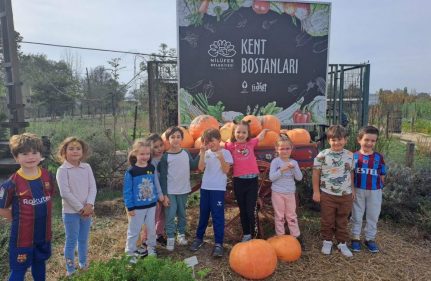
[0,168,55,247]
[353,152,386,190]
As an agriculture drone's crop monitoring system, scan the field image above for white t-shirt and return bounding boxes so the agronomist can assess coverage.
[201,148,233,191]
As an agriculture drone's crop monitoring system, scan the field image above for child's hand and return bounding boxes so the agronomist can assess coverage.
[0,209,12,222]
[215,151,224,160]
[312,192,321,203]
[163,196,170,207]
[158,195,164,202]
[127,210,136,217]
[81,204,94,217]
[200,142,207,153]
[280,162,294,172]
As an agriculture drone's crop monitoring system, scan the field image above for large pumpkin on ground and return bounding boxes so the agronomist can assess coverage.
[286,128,311,144]
[267,235,302,262]
[242,115,262,137]
[188,115,219,140]
[180,127,194,148]
[258,130,280,147]
[220,122,235,142]
[229,239,277,279]
[260,115,281,133]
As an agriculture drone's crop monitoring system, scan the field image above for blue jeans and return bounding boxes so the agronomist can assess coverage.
[62,213,92,274]
[165,194,188,238]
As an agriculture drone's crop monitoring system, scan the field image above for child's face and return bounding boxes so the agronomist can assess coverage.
[328,137,347,152]
[276,142,292,159]
[136,146,151,166]
[151,140,164,158]
[15,150,42,170]
[65,141,83,164]
[168,131,183,149]
[205,137,221,152]
[358,133,377,153]
[234,125,249,143]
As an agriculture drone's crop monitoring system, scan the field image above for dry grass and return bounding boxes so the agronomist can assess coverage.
[42,199,431,281]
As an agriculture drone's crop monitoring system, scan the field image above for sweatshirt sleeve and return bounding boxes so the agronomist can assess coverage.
[123,170,134,211]
[86,164,97,205]
[158,154,168,195]
[154,170,162,198]
[269,158,283,182]
[56,167,84,212]
[292,160,303,181]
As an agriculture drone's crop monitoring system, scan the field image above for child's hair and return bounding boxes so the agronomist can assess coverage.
[275,134,294,149]
[9,133,44,158]
[326,125,348,139]
[57,137,90,163]
[357,125,379,140]
[202,128,221,143]
[146,133,163,145]
[165,126,183,140]
[230,120,252,142]
[128,138,151,165]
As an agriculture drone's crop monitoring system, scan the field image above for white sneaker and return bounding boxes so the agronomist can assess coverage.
[337,242,353,257]
[127,254,138,264]
[241,234,252,242]
[177,234,188,246]
[321,240,333,255]
[166,238,175,251]
[147,246,157,257]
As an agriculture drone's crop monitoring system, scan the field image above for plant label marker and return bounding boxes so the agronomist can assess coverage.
[184,256,199,278]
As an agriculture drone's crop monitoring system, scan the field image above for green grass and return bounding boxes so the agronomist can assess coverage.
[383,138,431,169]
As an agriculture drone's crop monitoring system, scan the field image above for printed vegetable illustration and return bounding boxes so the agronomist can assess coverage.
[252,0,270,14]
[229,239,277,279]
[189,115,220,140]
[293,109,312,123]
[242,115,262,137]
[198,0,210,14]
[258,130,280,147]
[267,235,302,262]
[275,97,304,125]
[260,115,281,133]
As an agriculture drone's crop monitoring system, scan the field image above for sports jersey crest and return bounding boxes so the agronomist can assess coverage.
[17,254,27,263]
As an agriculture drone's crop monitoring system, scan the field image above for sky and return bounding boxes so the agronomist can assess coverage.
[12,0,431,94]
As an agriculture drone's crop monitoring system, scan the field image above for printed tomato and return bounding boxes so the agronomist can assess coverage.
[252,0,270,15]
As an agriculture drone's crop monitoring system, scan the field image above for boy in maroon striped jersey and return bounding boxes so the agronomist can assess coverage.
[351,126,386,253]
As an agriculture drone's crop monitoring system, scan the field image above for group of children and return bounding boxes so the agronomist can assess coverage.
[0,122,386,280]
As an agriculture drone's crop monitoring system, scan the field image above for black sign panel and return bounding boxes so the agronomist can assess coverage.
[178,1,330,125]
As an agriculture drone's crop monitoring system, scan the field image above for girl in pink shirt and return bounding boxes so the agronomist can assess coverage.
[225,120,267,241]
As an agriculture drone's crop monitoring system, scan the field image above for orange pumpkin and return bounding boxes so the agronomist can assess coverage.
[161,132,170,151]
[220,122,235,142]
[242,115,262,137]
[194,137,202,149]
[229,239,277,279]
[260,115,281,133]
[258,130,280,147]
[286,128,311,144]
[189,115,219,140]
[180,127,194,148]
[267,235,302,262]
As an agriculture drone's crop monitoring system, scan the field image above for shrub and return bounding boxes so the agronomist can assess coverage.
[62,255,196,281]
[0,222,10,277]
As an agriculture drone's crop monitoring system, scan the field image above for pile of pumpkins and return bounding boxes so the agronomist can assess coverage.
[162,114,311,149]
[229,235,302,280]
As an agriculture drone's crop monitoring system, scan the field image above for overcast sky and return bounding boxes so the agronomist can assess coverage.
[12,0,431,94]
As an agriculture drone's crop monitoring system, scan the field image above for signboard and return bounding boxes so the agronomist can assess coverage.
[177,0,330,125]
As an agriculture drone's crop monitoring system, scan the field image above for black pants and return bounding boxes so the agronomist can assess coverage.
[233,177,258,236]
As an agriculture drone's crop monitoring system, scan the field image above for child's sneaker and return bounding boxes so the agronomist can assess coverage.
[135,243,148,257]
[364,240,379,253]
[337,242,353,257]
[157,235,167,246]
[189,238,204,251]
[350,240,361,252]
[177,234,188,245]
[321,240,333,255]
[241,234,252,242]
[296,235,306,251]
[212,243,224,257]
[127,254,138,264]
[166,238,175,251]
[147,246,157,257]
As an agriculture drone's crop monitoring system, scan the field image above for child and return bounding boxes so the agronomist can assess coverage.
[189,128,233,257]
[269,136,303,239]
[351,126,386,253]
[158,126,199,251]
[137,134,167,257]
[0,133,56,281]
[312,125,355,257]
[224,121,268,241]
[123,139,163,261]
[56,137,97,276]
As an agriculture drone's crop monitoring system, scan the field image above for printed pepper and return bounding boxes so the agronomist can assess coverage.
[293,110,312,123]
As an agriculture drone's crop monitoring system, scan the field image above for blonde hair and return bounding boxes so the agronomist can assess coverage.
[274,135,294,157]
[128,139,151,165]
[9,133,43,158]
[57,137,90,163]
